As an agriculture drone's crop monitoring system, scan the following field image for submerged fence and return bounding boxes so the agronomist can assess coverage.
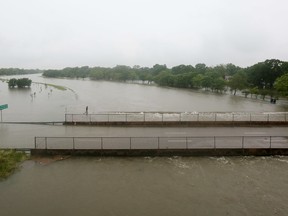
[65,112,288,124]
[35,136,288,150]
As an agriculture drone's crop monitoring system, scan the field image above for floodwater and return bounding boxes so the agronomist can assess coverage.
[0,74,287,122]
[1,74,288,216]
[1,156,288,216]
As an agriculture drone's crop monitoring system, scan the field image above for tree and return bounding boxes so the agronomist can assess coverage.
[174,74,193,88]
[226,63,241,76]
[8,78,32,88]
[16,78,32,88]
[201,75,213,90]
[250,87,260,99]
[171,65,194,75]
[274,73,288,96]
[152,64,167,76]
[195,63,207,74]
[228,71,248,95]
[246,59,285,89]
[8,78,17,88]
[155,71,174,86]
[212,78,226,93]
[192,74,204,88]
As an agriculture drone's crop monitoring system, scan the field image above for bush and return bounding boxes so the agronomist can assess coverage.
[8,78,32,88]
[8,78,17,87]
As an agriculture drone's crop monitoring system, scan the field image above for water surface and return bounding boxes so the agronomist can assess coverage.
[1,156,288,216]
[1,74,287,122]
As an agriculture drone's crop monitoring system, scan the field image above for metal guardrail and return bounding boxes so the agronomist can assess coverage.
[35,136,288,150]
[64,112,288,123]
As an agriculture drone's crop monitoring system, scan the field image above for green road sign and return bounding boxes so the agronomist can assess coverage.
[0,104,8,110]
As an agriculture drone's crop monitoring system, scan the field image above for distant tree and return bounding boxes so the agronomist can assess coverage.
[152,64,168,76]
[213,64,227,78]
[246,59,285,89]
[174,74,194,88]
[195,63,207,74]
[274,73,288,96]
[171,65,194,75]
[155,71,174,86]
[8,78,17,88]
[8,78,32,88]
[201,75,213,90]
[226,63,241,76]
[192,74,204,88]
[249,87,260,99]
[212,78,226,93]
[16,78,32,88]
[259,89,270,100]
[228,71,248,95]
[0,68,42,76]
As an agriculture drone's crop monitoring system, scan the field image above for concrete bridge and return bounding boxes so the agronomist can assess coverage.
[1,112,288,156]
[64,111,288,126]
[31,135,288,156]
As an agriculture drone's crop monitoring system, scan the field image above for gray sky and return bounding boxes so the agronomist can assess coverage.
[0,0,288,69]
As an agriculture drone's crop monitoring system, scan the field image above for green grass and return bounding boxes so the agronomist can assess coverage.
[0,149,28,179]
[34,82,68,91]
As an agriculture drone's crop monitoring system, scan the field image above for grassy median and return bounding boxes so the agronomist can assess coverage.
[0,149,28,179]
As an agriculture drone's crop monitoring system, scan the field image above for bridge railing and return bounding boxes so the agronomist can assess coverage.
[64,112,288,123]
[34,136,288,150]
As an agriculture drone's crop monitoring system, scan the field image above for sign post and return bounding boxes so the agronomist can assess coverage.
[0,104,8,122]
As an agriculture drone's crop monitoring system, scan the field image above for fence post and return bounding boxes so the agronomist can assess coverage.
[130,137,132,150]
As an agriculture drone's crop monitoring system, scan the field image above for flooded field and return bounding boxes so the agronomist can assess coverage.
[1,74,288,216]
[1,74,287,122]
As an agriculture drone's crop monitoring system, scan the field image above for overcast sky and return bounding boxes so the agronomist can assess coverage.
[0,0,287,69]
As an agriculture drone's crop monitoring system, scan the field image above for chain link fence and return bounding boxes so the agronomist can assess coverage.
[65,112,288,123]
[35,136,288,150]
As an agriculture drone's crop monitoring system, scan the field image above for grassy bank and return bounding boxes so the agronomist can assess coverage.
[0,149,28,179]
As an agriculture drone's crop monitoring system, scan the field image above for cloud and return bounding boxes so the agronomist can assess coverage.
[0,0,287,69]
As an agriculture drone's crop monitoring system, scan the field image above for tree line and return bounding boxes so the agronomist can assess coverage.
[0,68,42,76]
[42,59,288,98]
[1,59,287,97]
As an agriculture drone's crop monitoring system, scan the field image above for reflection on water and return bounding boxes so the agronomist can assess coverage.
[1,156,288,216]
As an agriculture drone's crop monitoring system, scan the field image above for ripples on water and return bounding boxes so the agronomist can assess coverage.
[1,156,288,216]
[1,74,288,215]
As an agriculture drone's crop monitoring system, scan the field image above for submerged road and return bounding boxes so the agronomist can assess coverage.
[0,123,287,148]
